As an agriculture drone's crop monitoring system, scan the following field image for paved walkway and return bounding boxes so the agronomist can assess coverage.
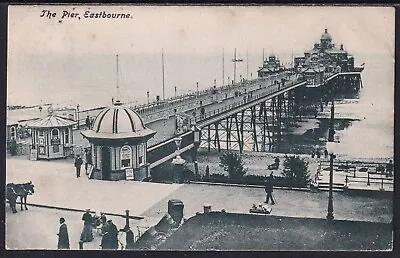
[6,158,181,229]
[5,156,393,249]
[140,184,392,225]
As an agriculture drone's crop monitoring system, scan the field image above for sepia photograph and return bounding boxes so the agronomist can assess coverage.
[5,4,394,251]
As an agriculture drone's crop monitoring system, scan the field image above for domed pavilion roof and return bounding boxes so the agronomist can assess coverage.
[80,100,156,141]
[321,29,332,41]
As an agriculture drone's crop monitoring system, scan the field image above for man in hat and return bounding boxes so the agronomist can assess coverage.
[74,155,83,178]
[264,176,275,205]
[106,219,119,249]
[80,209,93,242]
[57,217,70,249]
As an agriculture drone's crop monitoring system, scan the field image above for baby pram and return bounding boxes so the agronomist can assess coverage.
[249,203,272,214]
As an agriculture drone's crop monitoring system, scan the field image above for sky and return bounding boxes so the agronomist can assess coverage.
[8,5,394,57]
[7,5,395,107]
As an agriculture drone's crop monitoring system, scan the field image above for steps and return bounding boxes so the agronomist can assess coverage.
[317,182,345,192]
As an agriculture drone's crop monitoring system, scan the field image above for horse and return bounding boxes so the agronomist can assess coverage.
[6,181,35,213]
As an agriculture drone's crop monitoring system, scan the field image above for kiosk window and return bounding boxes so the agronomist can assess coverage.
[51,128,59,139]
[120,145,132,169]
[65,128,70,143]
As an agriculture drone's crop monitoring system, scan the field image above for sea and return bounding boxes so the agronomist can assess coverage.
[7,52,394,159]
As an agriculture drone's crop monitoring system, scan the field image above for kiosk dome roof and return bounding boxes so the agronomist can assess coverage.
[81,100,156,140]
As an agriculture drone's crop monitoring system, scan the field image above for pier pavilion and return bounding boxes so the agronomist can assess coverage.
[29,107,76,160]
[80,100,156,181]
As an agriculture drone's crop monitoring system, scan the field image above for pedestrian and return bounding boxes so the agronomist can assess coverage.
[85,115,91,129]
[205,165,210,178]
[9,139,17,156]
[106,219,119,249]
[324,149,329,159]
[100,212,107,235]
[57,217,70,249]
[274,157,280,170]
[125,228,135,249]
[316,150,321,159]
[264,176,275,205]
[386,160,393,177]
[80,209,94,242]
[100,231,111,250]
[74,155,83,178]
[311,151,315,158]
[84,149,93,175]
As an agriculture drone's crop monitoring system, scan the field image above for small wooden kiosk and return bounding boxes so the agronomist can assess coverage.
[29,107,76,160]
[80,100,156,181]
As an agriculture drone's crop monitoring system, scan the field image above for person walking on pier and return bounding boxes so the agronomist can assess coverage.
[74,155,83,178]
[80,209,94,242]
[85,115,91,129]
[264,176,275,205]
[57,217,70,249]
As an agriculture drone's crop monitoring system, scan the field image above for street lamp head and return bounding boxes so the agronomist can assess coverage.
[326,141,339,155]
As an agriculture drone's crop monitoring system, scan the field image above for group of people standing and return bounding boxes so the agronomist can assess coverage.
[74,147,93,178]
[57,209,120,250]
[311,149,329,159]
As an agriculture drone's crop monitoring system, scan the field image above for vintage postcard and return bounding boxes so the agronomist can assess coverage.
[6,4,394,251]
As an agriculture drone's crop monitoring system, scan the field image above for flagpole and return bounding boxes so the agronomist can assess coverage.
[116,54,120,102]
[246,49,249,80]
[162,48,165,100]
[222,48,225,86]
[234,48,236,83]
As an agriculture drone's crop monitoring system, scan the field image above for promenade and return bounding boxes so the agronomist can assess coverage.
[5,156,392,250]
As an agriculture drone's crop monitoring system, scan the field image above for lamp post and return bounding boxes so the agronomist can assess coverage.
[171,137,185,183]
[147,91,150,105]
[326,100,335,221]
[192,125,201,179]
[76,104,80,129]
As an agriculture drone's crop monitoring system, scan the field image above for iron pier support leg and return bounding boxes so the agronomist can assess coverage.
[240,110,245,153]
[235,114,242,153]
[207,125,211,152]
[271,97,276,150]
[214,122,221,152]
[251,106,259,152]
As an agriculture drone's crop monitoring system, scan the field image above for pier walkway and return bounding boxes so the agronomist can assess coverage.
[8,68,364,172]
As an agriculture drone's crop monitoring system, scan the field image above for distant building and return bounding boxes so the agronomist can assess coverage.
[257,55,285,78]
[295,29,355,74]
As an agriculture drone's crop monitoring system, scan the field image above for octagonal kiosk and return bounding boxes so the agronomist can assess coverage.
[80,100,156,181]
[29,108,76,160]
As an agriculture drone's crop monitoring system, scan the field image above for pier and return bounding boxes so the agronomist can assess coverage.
[7,28,368,177]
